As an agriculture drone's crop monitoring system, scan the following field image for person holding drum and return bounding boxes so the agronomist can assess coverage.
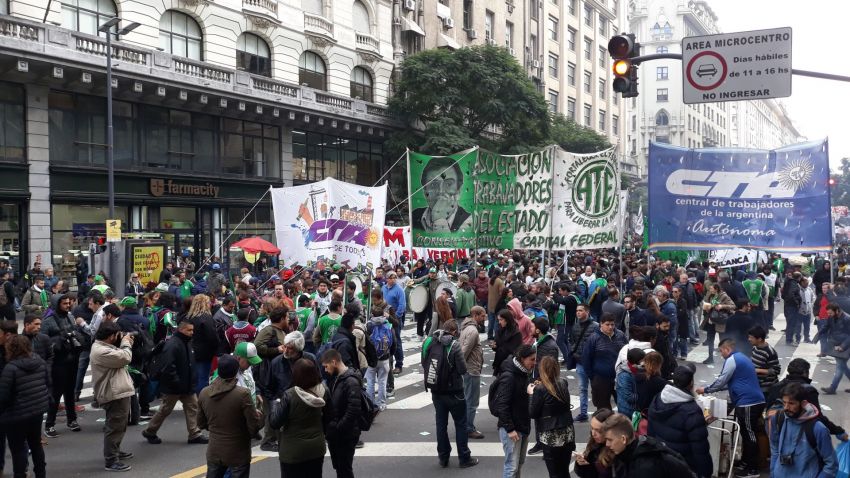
[409,268,440,339]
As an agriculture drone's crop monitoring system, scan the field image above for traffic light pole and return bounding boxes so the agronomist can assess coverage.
[630,53,850,83]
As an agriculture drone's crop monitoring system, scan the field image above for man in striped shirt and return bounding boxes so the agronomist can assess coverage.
[747,325,780,397]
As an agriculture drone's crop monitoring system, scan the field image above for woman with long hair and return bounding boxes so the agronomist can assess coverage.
[186,294,219,394]
[430,295,454,335]
[271,358,330,478]
[492,310,522,375]
[635,351,667,414]
[0,335,49,478]
[644,298,664,325]
[574,408,615,478]
[529,356,575,478]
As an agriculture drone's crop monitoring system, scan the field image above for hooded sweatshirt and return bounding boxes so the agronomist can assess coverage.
[615,340,654,372]
[769,402,838,478]
[648,384,712,478]
[508,298,535,345]
[273,383,329,464]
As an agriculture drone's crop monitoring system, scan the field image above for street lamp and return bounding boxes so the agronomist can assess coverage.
[98,17,139,282]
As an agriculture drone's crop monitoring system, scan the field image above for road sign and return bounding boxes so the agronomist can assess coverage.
[106,219,122,243]
[682,27,792,104]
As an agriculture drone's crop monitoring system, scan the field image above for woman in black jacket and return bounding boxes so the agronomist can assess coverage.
[0,335,49,478]
[529,356,575,478]
[574,408,615,478]
[491,310,522,375]
[186,294,219,395]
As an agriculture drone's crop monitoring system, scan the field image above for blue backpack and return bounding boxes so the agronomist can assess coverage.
[369,322,394,360]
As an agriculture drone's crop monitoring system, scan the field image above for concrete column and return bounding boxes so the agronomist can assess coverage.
[26,85,52,268]
[281,126,294,186]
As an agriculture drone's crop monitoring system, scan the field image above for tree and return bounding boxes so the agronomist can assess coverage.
[388,45,551,155]
[832,157,850,208]
[548,114,612,154]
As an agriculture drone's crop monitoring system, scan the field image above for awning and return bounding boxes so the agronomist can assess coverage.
[401,17,424,36]
[436,2,451,19]
[438,33,460,50]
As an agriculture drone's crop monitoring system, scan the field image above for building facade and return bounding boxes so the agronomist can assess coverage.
[0,0,399,275]
[729,98,801,150]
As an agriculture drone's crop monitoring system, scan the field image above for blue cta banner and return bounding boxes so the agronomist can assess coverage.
[648,140,832,252]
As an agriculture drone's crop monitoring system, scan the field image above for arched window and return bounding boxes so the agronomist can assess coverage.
[62,0,117,39]
[236,33,271,77]
[302,0,322,15]
[656,110,669,126]
[299,51,327,90]
[656,46,668,54]
[352,0,370,33]
[350,67,373,102]
[159,10,203,61]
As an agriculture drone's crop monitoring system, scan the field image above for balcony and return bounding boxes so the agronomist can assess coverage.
[355,32,380,56]
[304,12,334,42]
[73,33,148,66]
[242,0,278,21]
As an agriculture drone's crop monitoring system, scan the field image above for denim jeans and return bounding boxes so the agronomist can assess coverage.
[393,319,404,368]
[668,317,678,350]
[830,357,850,391]
[499,427,528,478]
[800,313,812,340]
[555,324,570,360]
[677,335,689,358]
[688,308,700,340]
[488,313,497,340]
[195,360,212,395]
[462,373,481,433]
[75,349,91,397]
[206,462,250,478]
[575,364,589,416]
[816,319,829,354]
[432,392,471,463]
[365,359,390,410]
[784,306,799,343]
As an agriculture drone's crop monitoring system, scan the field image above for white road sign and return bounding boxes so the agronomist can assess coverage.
[682,27,792,104]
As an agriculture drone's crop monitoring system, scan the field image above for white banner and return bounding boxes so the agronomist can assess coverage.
[271,178,387,271]
[709,248,765,268]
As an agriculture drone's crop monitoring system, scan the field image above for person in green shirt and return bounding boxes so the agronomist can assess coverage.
[455,274,475,320]
[312,299,343,346]
[177,270,194,300]
[742,272,767,329]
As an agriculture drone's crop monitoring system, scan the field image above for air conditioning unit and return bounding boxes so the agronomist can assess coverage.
[443,17,454,28]
[532,59,540,68]
[403,0,415,11]
[486,37,496,45]
[467,29,477,39]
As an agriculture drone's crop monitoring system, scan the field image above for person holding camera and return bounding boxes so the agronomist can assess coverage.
[41,293,88,438]
[90,321,136,472]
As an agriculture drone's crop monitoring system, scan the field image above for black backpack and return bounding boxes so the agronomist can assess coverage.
[776,412,824,470]
[145,339,169,381]
[636,436,696,478]
[421,336,457,393]
[487,374,505,417]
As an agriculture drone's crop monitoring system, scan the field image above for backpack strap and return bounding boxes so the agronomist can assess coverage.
[777,413,825,470]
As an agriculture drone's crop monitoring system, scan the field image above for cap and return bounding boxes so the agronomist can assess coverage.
[429,267,437,273]
[217,354,239,379]
[270,274,281,281]
[155,282,169,292]
[282,270,294,280]
[330,274,340,281]
[332,264,342,271]
[94,274,104,282]
[119,296,137,308]
[211,263,221,271]
[234,341,262,366]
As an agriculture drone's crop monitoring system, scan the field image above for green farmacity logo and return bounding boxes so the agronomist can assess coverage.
[571,160,618,220]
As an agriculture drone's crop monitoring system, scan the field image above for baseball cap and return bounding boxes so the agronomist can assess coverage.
[94,274,104,282]
[211,263,221,271]
[429,267,437,273]
[155,282,169,292]
[234,341,262,366]
[330,274,339,281]
[119,296,137,308]
[217,354,239,379]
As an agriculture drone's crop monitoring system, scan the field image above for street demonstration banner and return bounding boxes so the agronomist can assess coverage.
[709,248,767,268]
[382,226,470,264]
[408,146,621,250]
[271,178,387,271]
[648,140,832,252]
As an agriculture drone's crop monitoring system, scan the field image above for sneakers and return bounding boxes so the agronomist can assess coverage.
[734,469,759,478]
[702,357,714,365]
[387,389,395,398]
[118,451,134,460]
[574,413,589,423]
[458,457,480,468]
[467,430,485,439]
[820,387,837,395]
[355,440,365,449]
[45,427,59,438]
[259,441,278,452]
[527,443,543,455]
[68,421,81,432]
[104,462,132,472]
[187,435,209,444]
[392,368,402,375]
[141,430,162,444]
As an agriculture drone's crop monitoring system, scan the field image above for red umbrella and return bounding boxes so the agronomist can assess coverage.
[230,236,281,255]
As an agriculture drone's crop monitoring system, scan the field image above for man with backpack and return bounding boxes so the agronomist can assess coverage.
[365,307,395,411]
[422,320,479,469]
[551,282,580,360]
[603,413,697,478]
[767,383,838,478]
[321,348,364,478]
[492,345,536,478]
[460,306,486,440]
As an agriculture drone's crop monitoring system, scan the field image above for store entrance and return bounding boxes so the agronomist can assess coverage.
[154,206,212,269]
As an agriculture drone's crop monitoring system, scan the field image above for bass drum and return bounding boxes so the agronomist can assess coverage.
[434,280,458,302]
[409,283,430,313]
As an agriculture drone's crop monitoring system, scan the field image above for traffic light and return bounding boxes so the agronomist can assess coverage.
[829,177,838,187]
[608,34,640,98]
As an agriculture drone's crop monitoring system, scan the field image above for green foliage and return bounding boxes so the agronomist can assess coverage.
[832,157,850,208]
[548,114,612,154]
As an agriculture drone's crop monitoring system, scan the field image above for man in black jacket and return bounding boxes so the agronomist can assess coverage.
[321,348,362,478]
[331,311,361,371]
[604,412,695,478]
[783,272,803,345]
[42,293,87,437]
[495,344,536,478]
[23,314,53,371]
[142,320,208,445]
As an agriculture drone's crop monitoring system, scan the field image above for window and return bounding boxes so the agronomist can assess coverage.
[567,62,576,86]
[221,118,281,178]
[62,0,117,39]
[631,115,636,132]
[656,66,668,80]
[530,0,538,20]
[548,16,558,41]
[583,71,591,93]
[584,3,592,26]
[505,22,514,49]
[567,97,576,120]
[485,10,494,40]
[612,115,619,135]
[548,52,559,78]
[463,0,473,30]
[656,135,669,144]
[292,131,383,184]
[656,110,669,126]
[0,83,24,162]
[548,90,558,113]
[657,46,668,54]
[159,11,203,60]
[236,33,271,77]
[530,34,538,58]
[568,0,576,16]
[599,46,605,68]
[583,104,591,126]
[584,37,592,60]
[598,79,605,99]
[657,88,668,101]
[299,51,327,90]
[598,110,605,131]
[598,16,606,36]
[567,27,576,51]
[613,92,618,105]
[353,0,371,33]
[350,66,373,102]
[302,0,322,15]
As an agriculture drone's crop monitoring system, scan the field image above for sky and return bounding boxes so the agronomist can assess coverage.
[705,0,849,169]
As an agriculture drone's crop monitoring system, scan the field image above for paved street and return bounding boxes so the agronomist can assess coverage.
[33,308,849,478]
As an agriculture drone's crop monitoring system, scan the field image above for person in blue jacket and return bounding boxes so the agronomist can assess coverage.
[582,313,627,411]
[696,338,765,478]
[767,382,838,478]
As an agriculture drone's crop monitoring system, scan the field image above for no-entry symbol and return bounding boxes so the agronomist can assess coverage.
[686,50,727,91]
